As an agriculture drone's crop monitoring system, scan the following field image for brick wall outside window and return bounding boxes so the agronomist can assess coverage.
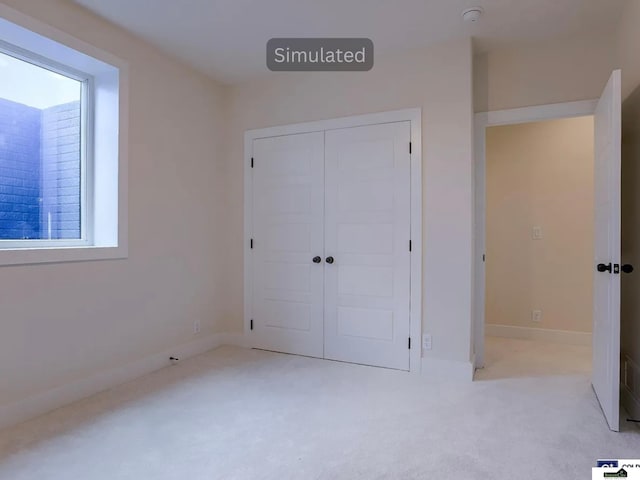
[0,98,81,240]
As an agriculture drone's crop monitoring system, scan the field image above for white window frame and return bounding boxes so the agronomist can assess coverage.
[0,5,128,266]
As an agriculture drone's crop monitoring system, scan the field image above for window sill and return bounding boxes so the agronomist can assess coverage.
[0,245,128,267]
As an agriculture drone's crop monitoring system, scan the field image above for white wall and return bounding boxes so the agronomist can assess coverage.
[617,0,640,100]
[485,117,594,334]
[0,0,230,410]
[226,40,476,374]
[474,32,618,112]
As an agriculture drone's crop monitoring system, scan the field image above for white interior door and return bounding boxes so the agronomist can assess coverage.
[592,69,622,432]
[324,122,411,370]
[251,132,325,358]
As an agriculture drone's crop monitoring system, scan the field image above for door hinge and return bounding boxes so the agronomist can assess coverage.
[250,319,253,330]
[483,254,485,262]
[250,238,253,249]
[409,142,412,154]
[251,157,254,168]
[409,240,412,252]
[408,337,411,349]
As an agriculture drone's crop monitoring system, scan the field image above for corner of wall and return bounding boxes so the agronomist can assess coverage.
[421,356,475,382]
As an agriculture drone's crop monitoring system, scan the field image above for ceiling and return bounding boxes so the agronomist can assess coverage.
[72,0,625,84]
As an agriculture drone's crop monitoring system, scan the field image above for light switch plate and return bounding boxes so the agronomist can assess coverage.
[532,226,543,240]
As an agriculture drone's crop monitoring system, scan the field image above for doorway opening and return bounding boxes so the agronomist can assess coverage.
[475,72,622,431]
[476,116,595,381]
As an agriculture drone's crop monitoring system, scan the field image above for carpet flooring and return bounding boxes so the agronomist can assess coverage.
[0,338,638,479]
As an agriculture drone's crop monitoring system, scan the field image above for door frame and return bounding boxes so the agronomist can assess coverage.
[473,99,598,369]
[244,108,423,373]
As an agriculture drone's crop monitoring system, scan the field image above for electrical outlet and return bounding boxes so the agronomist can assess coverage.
[193,319,201,334]
[532,310,543,322]
[422,334,432,351]
[532,226,543,240]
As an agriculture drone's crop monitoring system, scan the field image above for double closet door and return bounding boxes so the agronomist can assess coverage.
[251,121,411,370]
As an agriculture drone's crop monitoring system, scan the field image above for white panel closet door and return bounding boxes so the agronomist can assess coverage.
[592,70,621,432]
[251,132,325,358]
[324,122,411,370]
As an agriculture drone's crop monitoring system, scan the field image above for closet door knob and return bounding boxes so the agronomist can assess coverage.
[312,256,322,264]
[622,264,634,274]
[326,256,334,264]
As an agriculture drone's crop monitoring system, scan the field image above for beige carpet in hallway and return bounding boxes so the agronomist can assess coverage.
[476,335,592,381]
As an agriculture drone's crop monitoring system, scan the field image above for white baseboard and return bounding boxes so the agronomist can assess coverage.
[421,356,475,382]
[0,332,248,431]
[218,332,250,348]
[486,324,592,346]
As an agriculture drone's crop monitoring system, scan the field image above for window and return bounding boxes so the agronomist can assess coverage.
[0,10,126,266]
[0,48,88,245]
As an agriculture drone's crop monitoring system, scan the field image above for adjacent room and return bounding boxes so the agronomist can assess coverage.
[479,116,595,381]
[1,1,640,479]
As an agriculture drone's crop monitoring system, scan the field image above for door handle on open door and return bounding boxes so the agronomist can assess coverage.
[326,256,334,264]
[622,264,634,274]
[597,263,612,273]
[312,256,322,264]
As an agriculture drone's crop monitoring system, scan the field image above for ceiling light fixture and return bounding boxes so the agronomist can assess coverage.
[462,7,484,23]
